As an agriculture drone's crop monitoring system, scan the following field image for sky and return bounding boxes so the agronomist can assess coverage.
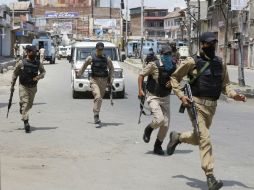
[2,0,186,11]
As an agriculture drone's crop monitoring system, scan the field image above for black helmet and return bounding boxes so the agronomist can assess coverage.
[96,42,104,50]
[200,32,218,43]
[160,45,172,54]
[26,45,37,52]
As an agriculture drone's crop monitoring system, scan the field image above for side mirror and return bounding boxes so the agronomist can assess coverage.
[121,54,126,62]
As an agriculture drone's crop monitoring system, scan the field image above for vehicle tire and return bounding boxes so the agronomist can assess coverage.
[53,58,56,64]
[117,87,125,99]
[72,89,79,99]
[58,56,61,60]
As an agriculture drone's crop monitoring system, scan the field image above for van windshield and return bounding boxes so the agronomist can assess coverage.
[76,48,118,61]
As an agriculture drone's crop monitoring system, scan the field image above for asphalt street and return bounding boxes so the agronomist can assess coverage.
[0,59,254,190]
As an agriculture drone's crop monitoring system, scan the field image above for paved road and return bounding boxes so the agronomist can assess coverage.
[0,59,254,190]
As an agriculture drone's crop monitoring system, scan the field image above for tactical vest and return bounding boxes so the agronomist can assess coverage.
[189,56,223,100]
[91,54,109,77]
[19,59,40,87]
[146,60,176,97]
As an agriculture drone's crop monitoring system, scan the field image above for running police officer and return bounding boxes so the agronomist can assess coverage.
[11,45,46,133]
[77,42,114,124]
[144,48,157,64]
[138,45,176,155]
[167,32,246,190]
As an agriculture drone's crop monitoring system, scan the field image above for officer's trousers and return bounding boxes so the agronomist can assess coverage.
[19,84,37,121]
[90,77,108,115]
[179,97,217,175]
[147,93,170,142]
[40,54,44,64]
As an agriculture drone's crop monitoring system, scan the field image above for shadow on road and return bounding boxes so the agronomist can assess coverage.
[172,175,254,190]
[0,103,8,108]
[15,126,58,132]
[33,102,47,106]
[145,149,193,156]
[95,122,124,128]
[30,126,58,131]
[174,149,193,154]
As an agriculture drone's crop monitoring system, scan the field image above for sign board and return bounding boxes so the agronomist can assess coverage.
[45,12,79,19]
[55,22,73,34]
[94,19,117,28]
[231,0,248,10]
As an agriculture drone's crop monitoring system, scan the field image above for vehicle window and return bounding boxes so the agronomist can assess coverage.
[76,47,118,61]
[76,48,94,60]
[60,48,67,51]
[103,48,118,61]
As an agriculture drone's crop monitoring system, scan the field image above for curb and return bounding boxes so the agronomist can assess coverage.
[121,60,142,74]
[0,59,16,74]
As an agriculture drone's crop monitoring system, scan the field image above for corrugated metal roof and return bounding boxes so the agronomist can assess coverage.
[9,2,31,11]
[164,11,181,19]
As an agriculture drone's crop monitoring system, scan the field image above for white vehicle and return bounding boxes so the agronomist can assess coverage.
[17,43,32,58]
[58,45,71,60]
[70,41,125,99]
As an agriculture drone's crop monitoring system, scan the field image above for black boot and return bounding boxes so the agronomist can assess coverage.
[153,138,164,155]
[24,120,30,133]
[94,114,101,124]
[143,124,153,143]
[207,174,223,190]
[167,131,180,155]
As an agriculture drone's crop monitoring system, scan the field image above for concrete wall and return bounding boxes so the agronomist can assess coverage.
[130,16,141,36]
[1,28,11,56]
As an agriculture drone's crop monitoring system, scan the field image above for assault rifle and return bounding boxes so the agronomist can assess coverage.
[138,81,150,124]
[7,83,15,118]
[109,85,115,106]
[179,83,200,139]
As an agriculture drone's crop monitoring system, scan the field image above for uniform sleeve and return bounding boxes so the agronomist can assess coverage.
[78,56,92,75]
[107,57,114,80]
[139,62,156,77]
[11,60,22,84]
[170,57,196,99]
[37,63,46,79]
[221,64,237,98]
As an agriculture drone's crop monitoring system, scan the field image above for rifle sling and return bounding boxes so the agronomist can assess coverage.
[189,61,210,84]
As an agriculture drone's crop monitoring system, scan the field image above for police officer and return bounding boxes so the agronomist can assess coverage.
[77,42,114,124]
[169,41,180,65]
[39,47,45,64]
[144,48,157,64]
[168,32,246,190]
[138,45,176,155]
[11,45,46,133]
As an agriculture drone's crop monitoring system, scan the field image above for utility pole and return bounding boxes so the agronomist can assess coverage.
[237,11,246,86]
[110,0,112,19]
[248,0,254,68]
[12,3,15,28]
[125,0,128,58]
[223,0,230,65]
[185,0,192,55]
[197,0,201,50]
[140,0,144,66]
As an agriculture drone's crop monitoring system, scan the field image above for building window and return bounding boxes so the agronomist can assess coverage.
[95,0,100,7]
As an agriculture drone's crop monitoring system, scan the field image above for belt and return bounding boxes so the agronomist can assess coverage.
[22,84,37,88]
[193,97,217,107]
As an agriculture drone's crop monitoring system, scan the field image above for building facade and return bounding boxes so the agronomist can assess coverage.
[130,7,168,40]
[0,5,12,56]
[164,7,187,41]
